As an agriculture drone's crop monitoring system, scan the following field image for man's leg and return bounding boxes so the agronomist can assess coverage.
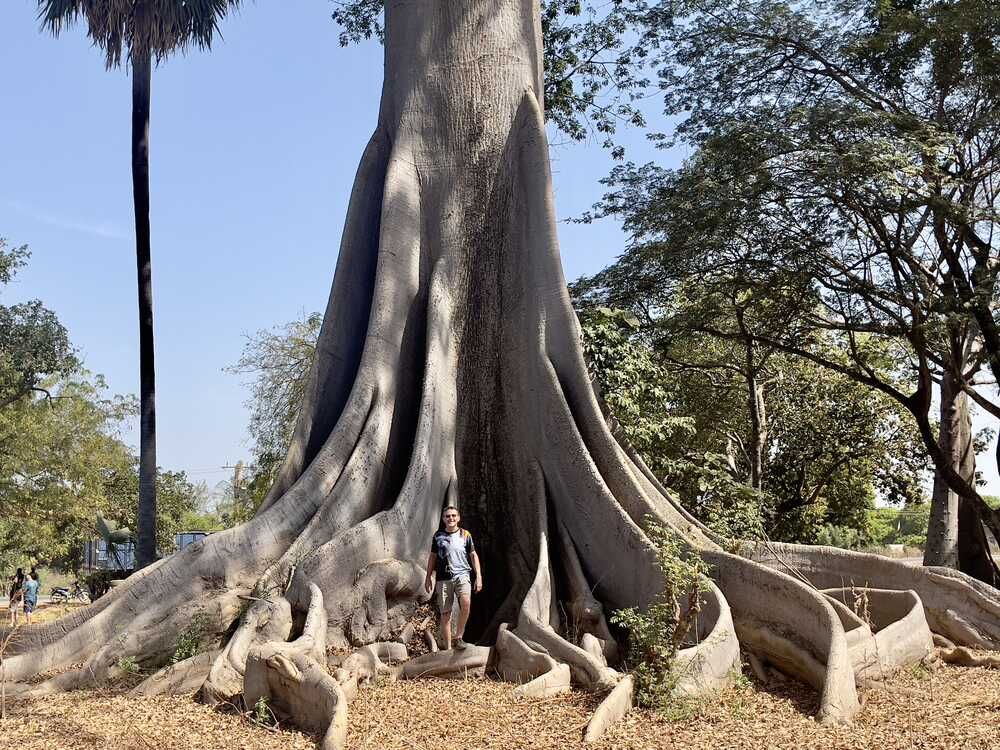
[453,578,472,647]
[455,593,471,641]
[440,609,452,650]
[437,580,453,650]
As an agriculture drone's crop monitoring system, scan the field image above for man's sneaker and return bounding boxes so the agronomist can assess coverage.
[453,637,467,650]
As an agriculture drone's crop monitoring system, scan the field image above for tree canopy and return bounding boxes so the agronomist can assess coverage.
[0,240,77,410]
[576,0,1000,576]
[0,242,201,570]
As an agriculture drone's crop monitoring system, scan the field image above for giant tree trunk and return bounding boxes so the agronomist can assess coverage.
[132,46,157,570]
[4,0,1000,733]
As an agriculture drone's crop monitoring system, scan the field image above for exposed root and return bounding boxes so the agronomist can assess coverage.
[579,634,607,665]
[822,588,933,678]
[553,518,613,643]
[933,645,1000,668]
[671,579,740,697]
[245,647,349,750]
[131,650,220,697]
[364,641,408,664]
[201,596,293,705]
[424,630,439,653]
[582,674,634,743]
[747,651,770,683]
[706,550,860,724]
[203,583,328,706]
[342,560,425,646]
[753,543,1000,648]
[493,624,569,698]
[393,647,491,679]
[932,633,956,649]
[396,623,415,647]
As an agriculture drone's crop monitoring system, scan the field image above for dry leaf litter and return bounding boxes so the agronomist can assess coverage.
[3,655,998,750]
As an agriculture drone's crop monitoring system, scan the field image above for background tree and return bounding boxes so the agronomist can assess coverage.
[0,239,77,409]
[0,241,202,570]
[583,0,1000,581]
[38,0,244,568]
[576,302,927,546]
[226,311,323,513]
[0,373,134,571]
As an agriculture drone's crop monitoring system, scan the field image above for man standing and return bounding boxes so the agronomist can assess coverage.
[424,506,482,650]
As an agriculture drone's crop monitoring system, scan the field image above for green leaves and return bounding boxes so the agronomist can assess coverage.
[0,243,201,569]
[226,311,323,514]
[611,519,709,713]
[0,240,77,409]
[330,0,656,144]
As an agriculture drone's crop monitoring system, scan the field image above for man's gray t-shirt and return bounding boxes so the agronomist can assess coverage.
[431,529,474,581]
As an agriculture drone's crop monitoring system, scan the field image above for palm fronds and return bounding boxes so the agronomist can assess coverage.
[37,0,243,68]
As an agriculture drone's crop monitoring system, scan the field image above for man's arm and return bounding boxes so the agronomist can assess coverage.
[424,550,436,593]
[471,550,483,593]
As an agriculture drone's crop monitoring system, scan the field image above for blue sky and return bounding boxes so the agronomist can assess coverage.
[1,0,668,486]
[3,0,997,495]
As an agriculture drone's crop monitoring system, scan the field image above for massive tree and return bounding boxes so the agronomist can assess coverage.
[5,0,1000,738]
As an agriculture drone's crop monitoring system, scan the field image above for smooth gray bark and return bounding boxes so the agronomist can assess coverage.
[924,372,969,568]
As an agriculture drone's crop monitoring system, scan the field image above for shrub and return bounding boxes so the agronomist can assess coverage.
[170,612,210,664]
[611,520,710,713]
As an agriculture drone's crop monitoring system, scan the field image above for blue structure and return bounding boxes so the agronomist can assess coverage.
[83,531,209,571]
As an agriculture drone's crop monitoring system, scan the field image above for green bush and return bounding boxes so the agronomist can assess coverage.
[815,523,864,550]
[116,655,140,675]
[170,612,210,664]
[611,520,710,713]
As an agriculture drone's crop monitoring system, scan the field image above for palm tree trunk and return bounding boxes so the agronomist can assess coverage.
[132,47,157,569]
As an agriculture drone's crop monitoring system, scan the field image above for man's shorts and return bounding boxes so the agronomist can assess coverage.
[434,577,471,611]
[23,599,35,614]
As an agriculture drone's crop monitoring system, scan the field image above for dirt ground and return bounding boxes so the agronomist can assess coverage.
[2,657,998,750]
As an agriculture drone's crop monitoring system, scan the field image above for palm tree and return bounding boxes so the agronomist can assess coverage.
[38,0,243,568]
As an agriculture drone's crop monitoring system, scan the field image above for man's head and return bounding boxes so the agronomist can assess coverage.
[442,505,460,532]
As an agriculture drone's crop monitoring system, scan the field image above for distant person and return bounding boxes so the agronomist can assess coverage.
[29,566,40,588]
[423,506,482,650]
[8,568,24,627]
[21,572,40,624]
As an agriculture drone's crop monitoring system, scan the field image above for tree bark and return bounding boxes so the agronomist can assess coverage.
[924,372,965,568]
[923,361,997,582]
[132,46,157,569]
[747,368,766,491]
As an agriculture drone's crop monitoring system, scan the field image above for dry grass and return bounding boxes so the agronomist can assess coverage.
[349,660,1000,750]
[26,602,88,626]
[1,691,316,750]
[2,659,998,749]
